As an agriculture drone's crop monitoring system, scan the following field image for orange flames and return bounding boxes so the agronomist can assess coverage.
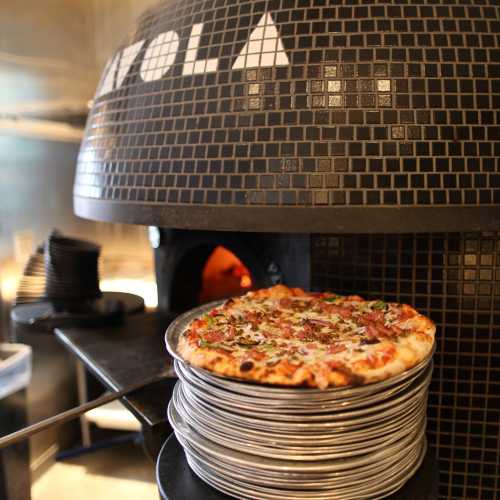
[199,246,253,303]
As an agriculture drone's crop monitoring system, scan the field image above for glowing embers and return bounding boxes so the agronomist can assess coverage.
[199,246,253,304]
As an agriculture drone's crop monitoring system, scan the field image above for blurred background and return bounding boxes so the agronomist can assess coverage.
[0,2,160,498]
[0,0,161,331]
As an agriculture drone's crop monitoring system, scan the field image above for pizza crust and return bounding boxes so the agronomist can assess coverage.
[178,335,354,387]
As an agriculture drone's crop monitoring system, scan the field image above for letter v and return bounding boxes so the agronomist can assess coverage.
[116,40,146,88]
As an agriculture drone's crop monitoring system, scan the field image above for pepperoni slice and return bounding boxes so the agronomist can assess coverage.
[226,326,237,340]
[374,322,394,337]
[365,324,379,339]
[363,311,385,323]
[399,308,416,321]
[296,330,308,341]
[328,343,347,354]
[361,319,394,339]
[327,304,352,319]
[248,349,266,361]
[191,318,207,329]
[279,298,293,309]
[204,331,224,343]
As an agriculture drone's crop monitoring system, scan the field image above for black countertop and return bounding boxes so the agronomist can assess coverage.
[55,312,176,428]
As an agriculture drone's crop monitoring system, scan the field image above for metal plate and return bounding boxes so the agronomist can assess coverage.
[168,400,426,473]
[181,439,421,488]
[175,430,424,484]
[170,381,428,461]
[174,359,421,413]
[174,403,423,460]
[183,440,427,500]
[175,361,432,421]
[185,446,424,498]
[175,374,429,433]
[173,385,427,451]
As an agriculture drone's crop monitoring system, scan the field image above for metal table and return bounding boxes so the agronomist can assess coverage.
[55,312,176,458]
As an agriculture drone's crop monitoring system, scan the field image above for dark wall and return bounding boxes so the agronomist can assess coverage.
[312,232,500,500]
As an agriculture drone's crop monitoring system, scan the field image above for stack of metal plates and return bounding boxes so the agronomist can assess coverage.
[166,303,433,500]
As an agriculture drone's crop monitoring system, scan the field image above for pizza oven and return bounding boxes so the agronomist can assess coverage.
[73,1,500,498]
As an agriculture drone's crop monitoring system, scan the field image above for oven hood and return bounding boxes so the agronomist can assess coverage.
[74,0,500,233]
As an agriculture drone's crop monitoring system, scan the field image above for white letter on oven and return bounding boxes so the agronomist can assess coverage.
[116,40,146,88]
[141,31,180,82]
[182,23,218,75]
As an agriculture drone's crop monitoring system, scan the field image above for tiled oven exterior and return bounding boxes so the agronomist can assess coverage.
[74,2,500,498]
[74,0,499,231]
[311,232,500,499]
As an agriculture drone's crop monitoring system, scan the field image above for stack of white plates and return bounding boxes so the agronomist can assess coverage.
[166,303,433,500]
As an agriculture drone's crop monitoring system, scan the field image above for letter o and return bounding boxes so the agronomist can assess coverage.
[140,30,179,82]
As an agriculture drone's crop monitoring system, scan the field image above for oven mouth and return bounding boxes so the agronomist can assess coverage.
[170,244,257,313]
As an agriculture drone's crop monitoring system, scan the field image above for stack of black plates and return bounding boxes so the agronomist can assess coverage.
[166,302,433,500]
[44,232,101,302]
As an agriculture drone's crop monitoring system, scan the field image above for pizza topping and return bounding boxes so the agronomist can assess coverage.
[372,300,387,311]
[307,318,332,328]
[362,311,385,323]
[328,343,347,354]
[373,322,396,338]
[321,295,342,303]
[180,285,435,389]
[203,331,224,343]
[266,359,280,367]
[248,349,266,361]
[240,361,254,372]
[398,308,416,321]
[328,305,353,319]
[279,298,293,309]
[360,337,380,345]
[237,337,260,347]
[226,326,237,340]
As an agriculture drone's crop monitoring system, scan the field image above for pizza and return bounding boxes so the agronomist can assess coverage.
[177,285,435,389]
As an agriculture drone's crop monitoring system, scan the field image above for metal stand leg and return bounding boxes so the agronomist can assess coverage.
[75,361,91,447]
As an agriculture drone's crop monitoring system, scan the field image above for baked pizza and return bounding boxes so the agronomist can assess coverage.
[177,285,435,389]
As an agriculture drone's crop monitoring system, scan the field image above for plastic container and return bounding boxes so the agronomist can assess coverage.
[0,344,32,400]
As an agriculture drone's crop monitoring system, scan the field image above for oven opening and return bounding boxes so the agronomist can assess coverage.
[199,246,253,303]
[170,245,254,312]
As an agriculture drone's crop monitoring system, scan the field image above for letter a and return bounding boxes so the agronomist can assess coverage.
[232,13,289,70]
